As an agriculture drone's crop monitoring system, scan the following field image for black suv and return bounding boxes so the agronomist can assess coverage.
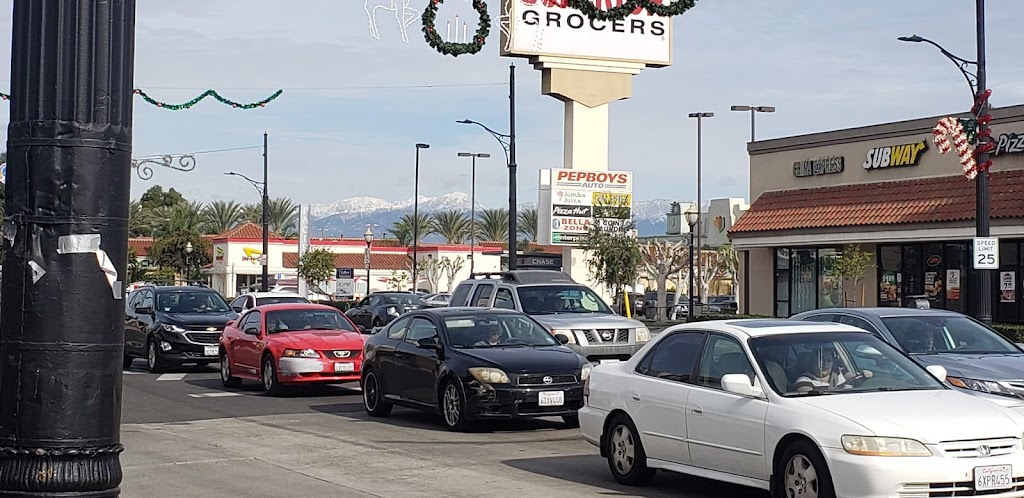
[124,285,238,372]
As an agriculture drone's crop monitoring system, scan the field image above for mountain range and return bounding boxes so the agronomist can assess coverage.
[309,192,674,240]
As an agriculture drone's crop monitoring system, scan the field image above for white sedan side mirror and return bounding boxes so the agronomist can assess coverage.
[926,365,947,383]
[722,374,762,398]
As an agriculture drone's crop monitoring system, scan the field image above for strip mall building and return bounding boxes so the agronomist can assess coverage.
[730,104,1024,323]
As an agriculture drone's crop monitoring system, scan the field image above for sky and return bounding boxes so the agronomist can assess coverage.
[0,0,1023,209]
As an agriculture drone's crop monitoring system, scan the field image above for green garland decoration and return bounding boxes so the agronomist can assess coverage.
[133,88,283,110]
[566,0,698,21]
[422,0,490,57]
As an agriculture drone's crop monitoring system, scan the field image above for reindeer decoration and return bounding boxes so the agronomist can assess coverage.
[365,0,419,43]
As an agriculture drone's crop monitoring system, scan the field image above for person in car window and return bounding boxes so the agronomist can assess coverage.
[792,346,872,393]
[474,322,502,346]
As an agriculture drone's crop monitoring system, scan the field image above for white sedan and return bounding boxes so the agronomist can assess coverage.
[579,320,1024,497]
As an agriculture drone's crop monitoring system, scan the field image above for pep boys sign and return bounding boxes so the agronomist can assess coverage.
[552,169,632,191]
[500,0,673,66]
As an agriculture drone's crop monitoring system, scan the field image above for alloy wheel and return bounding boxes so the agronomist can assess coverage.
[148,341,157,370]
[220,355,231,381]
[784,454,819,498]
[442,383,460,427]
[610,424,636,475]
[364,373,379,411]
[263,360,274,392]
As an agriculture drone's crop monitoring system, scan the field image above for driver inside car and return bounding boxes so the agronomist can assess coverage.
[792,346,873,393]
[473,322,502,346]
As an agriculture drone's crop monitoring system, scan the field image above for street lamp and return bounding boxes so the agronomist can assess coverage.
[184,241,194,284]
[412,143,430,294]
[225,134,270,293]
[456,65,518,269]
[685,208,700,322]
[363,226,374,298]
[730,105,775,142]
[458,152,491,274]
[688,112,713,304]
[898,0,992,323]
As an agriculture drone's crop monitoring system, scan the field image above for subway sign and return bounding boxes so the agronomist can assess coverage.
[864,140,928,170]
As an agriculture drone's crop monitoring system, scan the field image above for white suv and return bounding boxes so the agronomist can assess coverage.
[228,291,310,313]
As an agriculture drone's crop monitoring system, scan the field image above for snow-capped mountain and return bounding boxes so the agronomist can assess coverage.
[309,193,674,239]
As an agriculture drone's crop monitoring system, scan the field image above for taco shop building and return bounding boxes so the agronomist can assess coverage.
[729,104,1024,323]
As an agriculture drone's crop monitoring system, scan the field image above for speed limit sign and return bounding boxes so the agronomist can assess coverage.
[973,237,999,269]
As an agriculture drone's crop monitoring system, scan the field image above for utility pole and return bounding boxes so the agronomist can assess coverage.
[0,0,135,495]
[974,0,992,324]
[508,63,518,270]
[688,112,714,304]
[262,132,270,292]
[412,143,429,293]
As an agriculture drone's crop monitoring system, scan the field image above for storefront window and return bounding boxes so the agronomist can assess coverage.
[791,249,816,315]
[878,246,902,307]
[774,249,790,317]
[997,242,1021,323]
[922,243,944,309]
[944,243,966,313]
[903,245,922,301]
[818,249,842,308]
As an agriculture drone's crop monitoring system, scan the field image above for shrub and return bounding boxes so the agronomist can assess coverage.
[993,323,1024,343]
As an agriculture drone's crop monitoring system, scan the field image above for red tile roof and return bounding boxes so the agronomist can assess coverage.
[128,234,216,257]
[282,252,410,271]
[730,170,1024,235]
[212,222,284,241]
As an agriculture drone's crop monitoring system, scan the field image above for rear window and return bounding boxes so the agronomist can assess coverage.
[256,296,310,306]
[450,283,473,307]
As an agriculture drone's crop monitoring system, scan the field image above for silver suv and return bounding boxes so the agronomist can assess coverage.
[449,270,651,364]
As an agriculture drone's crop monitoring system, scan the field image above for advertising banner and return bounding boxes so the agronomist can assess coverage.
[1001,271,1016,303]
[541,169,634,247]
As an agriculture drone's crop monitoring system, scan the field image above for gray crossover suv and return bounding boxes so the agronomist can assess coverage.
[449,270,651,364]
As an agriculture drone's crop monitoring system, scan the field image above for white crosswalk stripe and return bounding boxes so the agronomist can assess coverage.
[156,373,187,381]
[187,392,244,398]
[122,370,145,375]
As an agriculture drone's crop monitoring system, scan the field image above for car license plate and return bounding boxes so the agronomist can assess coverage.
[334,362,355,373]
[538,391,564,407]
[975,465,1012,491]
[203,346,218,356]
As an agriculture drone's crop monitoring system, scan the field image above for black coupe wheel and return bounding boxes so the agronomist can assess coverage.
[441,379,472,432]
[604,414,656,486]
[362,370,393,417]
[220,351,242,388]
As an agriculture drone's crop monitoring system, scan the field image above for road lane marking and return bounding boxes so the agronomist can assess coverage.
[122,370,145,375]
[157,373,187,381]
[187,392,243,398]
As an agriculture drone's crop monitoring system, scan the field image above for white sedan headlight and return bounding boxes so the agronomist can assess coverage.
[841,436,932,457]
[635,327,650,342]
[948,376,1008,394]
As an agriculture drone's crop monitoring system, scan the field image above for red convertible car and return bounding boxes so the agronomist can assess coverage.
[219,303,366,395]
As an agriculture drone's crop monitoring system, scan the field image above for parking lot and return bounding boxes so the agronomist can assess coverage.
[121,361,764,497]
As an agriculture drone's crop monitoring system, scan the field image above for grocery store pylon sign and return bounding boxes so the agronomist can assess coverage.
[553,170,632,191]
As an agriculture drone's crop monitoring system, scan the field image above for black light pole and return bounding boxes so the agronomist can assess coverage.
[687,112,714,304]
[412,143,430,293]
[685,210,699,322]
[1,0,135,495]
[225,170,268,289]
[898,0,991,323]
[730,105,776,142]
[185,242,194,284]
[458,152,492,273]
[364,226,374,297]
[457,63,518,269]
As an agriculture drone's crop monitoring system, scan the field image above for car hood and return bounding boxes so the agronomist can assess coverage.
[456,346,582,374]
[910,352,1024,381]
[532,313,644,330]
[798,390,1023,443]
[270,330,365,349]
[159,311,238,327]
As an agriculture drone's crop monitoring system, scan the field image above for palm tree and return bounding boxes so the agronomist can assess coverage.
[432,210,472,244]
[241,202,262,225]
[150,200,204,235]
[268,197,299,237]
[128,200,147,237]
[478,208,509,242]
[517,208,538,242]
[388,212,433,246]
[203,200,244,235]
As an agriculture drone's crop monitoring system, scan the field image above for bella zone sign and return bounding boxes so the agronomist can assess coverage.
[864,140,928,170]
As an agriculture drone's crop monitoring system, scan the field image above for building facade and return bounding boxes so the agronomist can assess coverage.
[730,105,1024,322]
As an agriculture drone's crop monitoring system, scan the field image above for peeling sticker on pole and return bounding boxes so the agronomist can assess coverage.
[2,218,15,245]
[56,234,121,298]
[28,261,45,283]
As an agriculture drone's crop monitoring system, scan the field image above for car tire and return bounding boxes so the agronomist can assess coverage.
[146,337,166,374]
[440,378,472,432]
[261,355,286,397]
[773,439,836,498]
[562,414,580,428]
[220,351,242,388]
[604,414,656,486]
[362,370,393,417]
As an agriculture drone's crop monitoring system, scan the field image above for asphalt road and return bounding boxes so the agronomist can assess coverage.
[120,360,767,498]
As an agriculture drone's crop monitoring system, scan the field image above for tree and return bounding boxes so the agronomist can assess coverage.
[150,200,205,235]
[204,200,244,235]
[432,210,471,244]
[296,247,336,299]
[833,244,873,306]
[517,208,538,242]
[579,222,641,302]
[388,212,433,246]
[126,246,147,284]
[151,230,211,282]
[406,255,442,292]
[640,239,688,322]
[718,242,740,296]
[440,256,465,292]
[477,208,509,242]
[696,250,727,302]
[268,197,299,237]
[128,200,148,237]
[139,185,184,211]
[387,270,409,291]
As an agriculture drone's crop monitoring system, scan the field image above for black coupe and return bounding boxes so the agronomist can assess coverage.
[361,307,591,431]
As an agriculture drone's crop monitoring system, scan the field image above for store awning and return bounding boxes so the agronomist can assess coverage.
[729,170,1024,240]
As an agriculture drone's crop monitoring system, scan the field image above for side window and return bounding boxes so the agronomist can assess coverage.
[247,296,257,309]
[837,315,879,335]
[471,284,495,307]
[406,318,439,343]
[450,283,473,307]
[243,311,262,332]
[368,296,383,307]
[494,288,516,309]
[387,316,413,340]
[635,332,704,383]
[803,314,836,323]
[126,291,140,311]
[697,334,755,390]
[230,297,246,312]
[140,291,154,309]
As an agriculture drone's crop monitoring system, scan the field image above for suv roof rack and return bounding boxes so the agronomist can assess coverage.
[469,270,577,285]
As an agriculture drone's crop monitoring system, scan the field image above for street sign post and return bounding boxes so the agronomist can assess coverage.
[974,237,1000,269]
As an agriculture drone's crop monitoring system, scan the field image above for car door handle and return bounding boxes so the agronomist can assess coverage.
[631,393,641,402]
[690,406,703,415]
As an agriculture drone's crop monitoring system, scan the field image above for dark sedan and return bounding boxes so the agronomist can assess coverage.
[361,307,591,431]
[345,292,426,331]
[791,307,1024,400]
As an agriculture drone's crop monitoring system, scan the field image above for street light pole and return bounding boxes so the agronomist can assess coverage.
[685,209,699,322]
[262,132,270,292]
[898,0,992,323]
[412,143,430,293]
[508,63,518,269]
[730,105,776,142]
[364,226,374,298]
[687,112,714,304]
[1,1,135,495]
[458,153,491,274]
